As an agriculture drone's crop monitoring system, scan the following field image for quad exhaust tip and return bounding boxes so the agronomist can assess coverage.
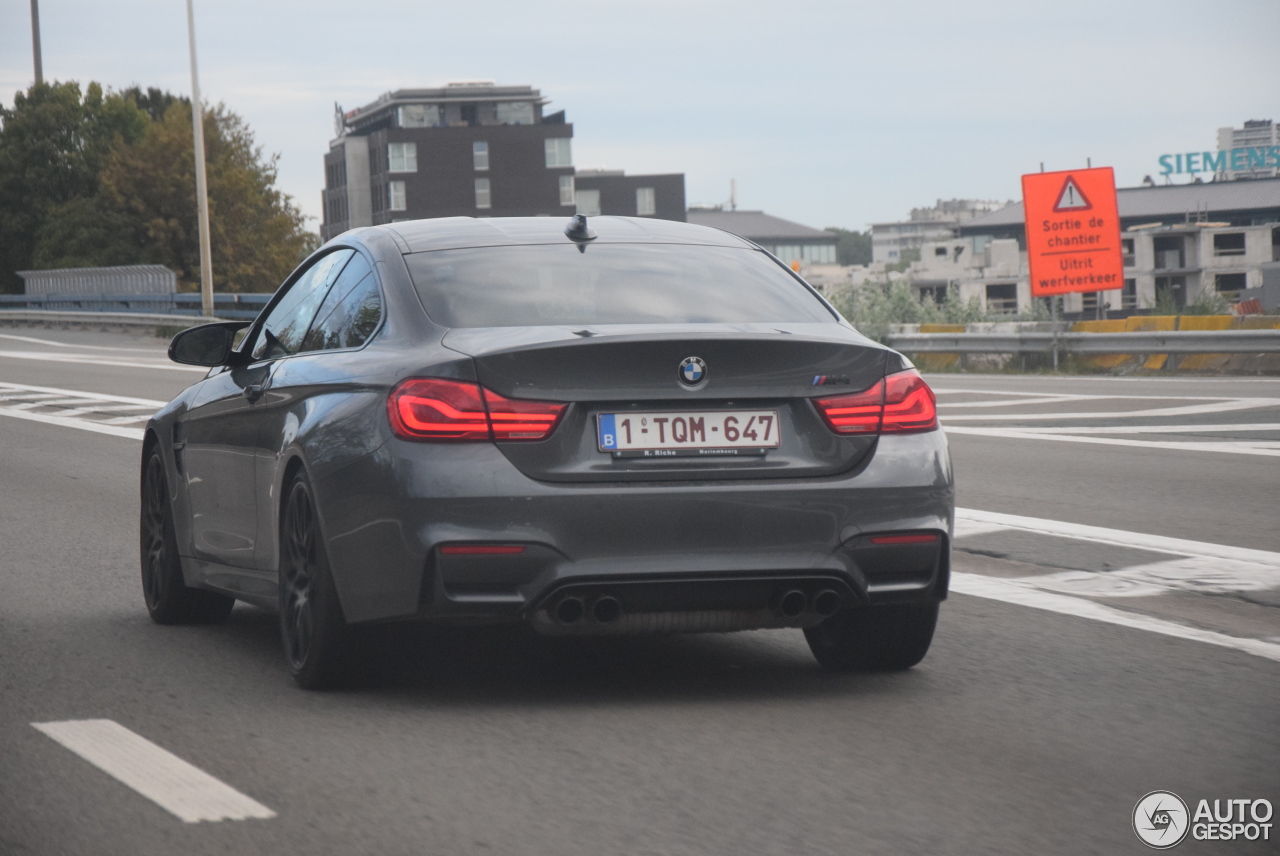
[812,589,842,618]
[778,590,807,619]
[592,595,622,624]
[554,596,585,625]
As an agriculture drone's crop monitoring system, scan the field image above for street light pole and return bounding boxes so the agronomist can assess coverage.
[30,0,43,84]
[185,0,214,319]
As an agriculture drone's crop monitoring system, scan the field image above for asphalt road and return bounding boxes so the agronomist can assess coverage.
[1,326,1276,855]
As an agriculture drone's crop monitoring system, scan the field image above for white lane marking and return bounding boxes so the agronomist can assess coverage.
[933,389,1096,397]
[951,573,1280,663]
[32,720,276,823]
[928,374,1280,385]
[955,508,1280,567]
[0,383,164,438]
[57,403,158,417]
[946,426,1280,457]
[1027,557,1280,598]
[0,332,169,352]
[0,382,167,408]
[940,395,1112,408]
[0,350,203,372]
[941,398,1280,422]
[975,422,1280,435]
[0,405,144,439]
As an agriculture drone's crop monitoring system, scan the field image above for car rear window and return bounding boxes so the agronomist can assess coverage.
[404,243,836,328]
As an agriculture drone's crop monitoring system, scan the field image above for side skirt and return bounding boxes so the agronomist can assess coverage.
[180,555,278,610]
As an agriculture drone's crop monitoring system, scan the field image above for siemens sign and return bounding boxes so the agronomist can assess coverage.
[1160,147,1280,176]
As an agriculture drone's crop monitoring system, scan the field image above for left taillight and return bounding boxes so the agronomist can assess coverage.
[813,368,937,436]
[388,378,566,443]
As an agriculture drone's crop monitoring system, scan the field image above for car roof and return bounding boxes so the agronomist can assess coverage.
[374,215,758,254]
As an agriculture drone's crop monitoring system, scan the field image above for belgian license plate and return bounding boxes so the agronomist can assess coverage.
[597,410,781,457]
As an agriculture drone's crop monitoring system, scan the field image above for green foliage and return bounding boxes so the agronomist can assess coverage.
[828,281,987,343]
[825,227,872,266]
[0,81,149,291]
[1151,285,1232,316]
[1,81,318,294]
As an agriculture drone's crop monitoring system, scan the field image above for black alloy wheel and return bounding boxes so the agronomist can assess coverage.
[279,471,355,689]
[803,602,939,672]
[139,447,234,624]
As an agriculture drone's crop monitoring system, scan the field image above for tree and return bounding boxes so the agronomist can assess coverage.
[825,227,872,266]
[31,98,317,292]
[0,81,148,292]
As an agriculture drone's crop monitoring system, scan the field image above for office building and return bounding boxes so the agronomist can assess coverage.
[1216,120,1280,181]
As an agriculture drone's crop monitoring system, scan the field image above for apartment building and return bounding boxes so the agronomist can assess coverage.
[321,83,575,240]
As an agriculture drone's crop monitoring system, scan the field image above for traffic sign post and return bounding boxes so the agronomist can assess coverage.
[1022,167,1123,300]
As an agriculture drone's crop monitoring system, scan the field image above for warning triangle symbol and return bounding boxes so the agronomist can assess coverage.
[1052,176,1092,212]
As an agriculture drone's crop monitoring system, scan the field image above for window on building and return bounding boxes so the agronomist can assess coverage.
[1213,232,1246,256]
[388,143,417,173]
[495,102,535,125]
[388,181,406,211]
[772,245,802,263]
[636,187,656,217]
[399,104,441,128]
[801,244,837,265]
[545,137,572,168]
[475,178,491,210]
[559,175,575,207]
[1215,272,1247,293]
[575,188,600,217]
[1121,238,1135,266]
[985,283,1017,315]
[473,141,489,171]
[1122,278,1137,309]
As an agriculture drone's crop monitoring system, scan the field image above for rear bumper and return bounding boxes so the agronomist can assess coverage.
[314,430,954,625]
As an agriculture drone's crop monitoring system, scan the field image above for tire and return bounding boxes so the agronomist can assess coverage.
[140,447,235,624]
[803,602,939,672]
[278,470,357,689]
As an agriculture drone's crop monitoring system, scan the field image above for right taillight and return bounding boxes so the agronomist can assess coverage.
[881,368,937,433]
[388,378,566,442]
[814,368,936,436]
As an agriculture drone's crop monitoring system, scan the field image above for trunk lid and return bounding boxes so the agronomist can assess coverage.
[442,323,890,482]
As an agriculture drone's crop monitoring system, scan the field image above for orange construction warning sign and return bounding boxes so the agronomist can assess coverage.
[1021,166,1123,298]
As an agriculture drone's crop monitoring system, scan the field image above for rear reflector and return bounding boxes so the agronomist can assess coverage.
[439,544,527,555]
[389,378,566,442]
[869,533,939,545]
[813,369,937,435]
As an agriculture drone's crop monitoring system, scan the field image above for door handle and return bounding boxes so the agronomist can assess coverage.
[243,383,266,403]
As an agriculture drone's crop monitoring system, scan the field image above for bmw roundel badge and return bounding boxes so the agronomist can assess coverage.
[678,356,707,386]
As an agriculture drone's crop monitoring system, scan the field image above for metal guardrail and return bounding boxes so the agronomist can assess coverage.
[887,330,1280,354]
[0,310,225,328]
[0,292,270,320]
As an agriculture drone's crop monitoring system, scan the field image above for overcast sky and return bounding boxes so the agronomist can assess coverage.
[3,0,1278,235]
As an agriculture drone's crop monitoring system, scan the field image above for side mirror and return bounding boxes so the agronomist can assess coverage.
[168,321,251,367]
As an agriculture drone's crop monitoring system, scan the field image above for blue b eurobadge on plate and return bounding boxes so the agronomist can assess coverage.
[598,413,618,450]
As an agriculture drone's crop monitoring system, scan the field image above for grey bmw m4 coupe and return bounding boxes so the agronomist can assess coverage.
[141,215,954,688]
